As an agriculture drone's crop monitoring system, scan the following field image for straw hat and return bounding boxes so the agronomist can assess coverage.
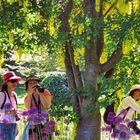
[25,75,40,84]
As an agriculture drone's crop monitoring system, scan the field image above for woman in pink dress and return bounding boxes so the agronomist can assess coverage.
[24,75,53,140]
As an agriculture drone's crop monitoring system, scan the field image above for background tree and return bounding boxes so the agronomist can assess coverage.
[0,0,140,140]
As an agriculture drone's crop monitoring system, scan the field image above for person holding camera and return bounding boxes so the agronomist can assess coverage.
[23,75,52,140]
[0,71,22,140]
[116,84,140,138]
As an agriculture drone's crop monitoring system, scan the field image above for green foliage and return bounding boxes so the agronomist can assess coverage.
[0,1,139,138]
[52,118,76,140]
[41,72,76,122]
[70,86,97,100]
[0,0,139,104]
[18,103,25,110]
[12,48,65,79]
[105,12,140,43]
[0,0,139,58]
[124,0,134,4]
[113,44,140,90]
[98,44,140,108]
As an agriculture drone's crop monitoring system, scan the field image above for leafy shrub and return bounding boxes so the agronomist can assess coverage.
[41,72,75,121]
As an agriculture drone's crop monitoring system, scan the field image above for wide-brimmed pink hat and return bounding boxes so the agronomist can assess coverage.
[1,71,22,86]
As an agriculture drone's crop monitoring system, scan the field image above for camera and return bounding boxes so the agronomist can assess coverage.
[33,84,45,93]
[133,122,140,134]
[128,121,140,135]
[15,114,20,121]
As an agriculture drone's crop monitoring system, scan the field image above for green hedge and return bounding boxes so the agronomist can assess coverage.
[41,73,76,121]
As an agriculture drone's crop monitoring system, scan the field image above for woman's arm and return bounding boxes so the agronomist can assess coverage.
[0,92,5,114]
[24,95,32,110]
[124,96,140,113]
[39,90,53,109]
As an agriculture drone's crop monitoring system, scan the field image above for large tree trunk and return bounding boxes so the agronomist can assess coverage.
[59,1,122,140]
[73,1,102,139]
[75,109,101,140]
[60,1,102,139]
[74,62,101,140]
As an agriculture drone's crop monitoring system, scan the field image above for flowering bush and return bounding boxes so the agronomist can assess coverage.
[0,103,60,140]
[102,109,140,139]
[22,108,60,139]
[3,103,14,110]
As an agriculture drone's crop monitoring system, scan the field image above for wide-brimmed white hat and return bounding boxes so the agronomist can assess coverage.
[129,84,140,95]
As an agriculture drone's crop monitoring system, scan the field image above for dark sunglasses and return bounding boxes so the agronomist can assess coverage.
[9,79,18,83]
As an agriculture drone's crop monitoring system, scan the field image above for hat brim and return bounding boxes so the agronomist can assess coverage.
[129,85,140,95]
[2,76,22,86]
[25,78,40,84]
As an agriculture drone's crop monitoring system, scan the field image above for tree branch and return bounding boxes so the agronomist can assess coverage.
[83,0,99,86]
[103,0,119,17]
[100,42,123,73]
[64,46,76,88]
[59,0,83,116]
[95,0,104,61]
[29,0,37,7]
[104,68,115,78]
[66,41,83,87]
[99,0,103,17]
[84,41,100,87]
[59,0,73,25]
[84,0,97,17]
[96,33,104,59]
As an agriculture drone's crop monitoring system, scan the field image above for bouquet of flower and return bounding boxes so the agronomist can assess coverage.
[102,109,140,140]
[22,108,60,140]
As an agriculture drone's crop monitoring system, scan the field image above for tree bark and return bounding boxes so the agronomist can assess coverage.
[59,0,124,139]
[74,1,102,140]
[59,0,83,117]
[75,109,101,140]
[100,42,123,73]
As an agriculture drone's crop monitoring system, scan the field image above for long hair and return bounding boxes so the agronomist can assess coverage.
[25,82,28,92]
[1,84,8,93]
